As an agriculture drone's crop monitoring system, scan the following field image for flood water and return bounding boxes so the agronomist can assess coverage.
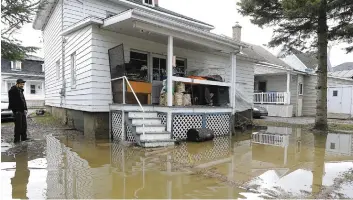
[1,126,353,199]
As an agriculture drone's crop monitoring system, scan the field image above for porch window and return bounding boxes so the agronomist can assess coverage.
[128,51,148,82]
[30,85,36,94]
[71,52,77,87]
[153,57,166,81]
[175,59,186,77]
[142,0,155,7]
[299,83,303,95]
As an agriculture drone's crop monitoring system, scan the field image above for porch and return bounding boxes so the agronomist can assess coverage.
[253,64,301,118]
[103,9,243,147]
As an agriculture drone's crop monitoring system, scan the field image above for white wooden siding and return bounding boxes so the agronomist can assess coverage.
[43,0,63,107]
[63,0,129,28]
[237,60,254,104]
[303,75,353,116]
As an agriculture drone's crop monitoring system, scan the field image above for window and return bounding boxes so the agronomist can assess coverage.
[7,82,16,91]
[330,143,336,150]
[299,83,303,95]
[142,0,155,7]
[175,59,186,77]
[30,85,36,94]
[56,60,61,80]
[153,57,166,81]
[71,52,77,87]
[333,90,338,97]
[127,51,148,82]
[11,61,22,71]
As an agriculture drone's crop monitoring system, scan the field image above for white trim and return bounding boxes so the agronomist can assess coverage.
[70,52,77,88]
[293,54,310,71]
[1,73,45,77]
[172,76,231,87]
[60,17,103,36]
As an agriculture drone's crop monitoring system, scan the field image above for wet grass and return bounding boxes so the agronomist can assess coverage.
[253,119,353,133]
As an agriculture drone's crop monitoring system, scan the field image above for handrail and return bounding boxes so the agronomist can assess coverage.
[111,76,145,136]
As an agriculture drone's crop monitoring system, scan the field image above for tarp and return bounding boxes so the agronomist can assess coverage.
[234,88,253,112]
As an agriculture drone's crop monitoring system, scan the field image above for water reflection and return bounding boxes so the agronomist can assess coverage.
[11,145,30,199]
[1,127,353,199]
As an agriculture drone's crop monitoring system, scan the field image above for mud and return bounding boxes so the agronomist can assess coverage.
[1,117,353,199]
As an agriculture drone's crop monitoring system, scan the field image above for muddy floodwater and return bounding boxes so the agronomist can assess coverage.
[1,126,353,199]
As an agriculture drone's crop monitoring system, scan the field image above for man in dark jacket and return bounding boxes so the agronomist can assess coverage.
[8,79,29,143]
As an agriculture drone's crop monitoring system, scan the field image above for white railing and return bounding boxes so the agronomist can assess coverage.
[111,76,145,136]
[254,92,287,104]
[252,133,288,147]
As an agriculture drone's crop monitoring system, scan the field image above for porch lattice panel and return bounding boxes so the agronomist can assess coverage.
[112,111,123,141]
[206,114,231,136]
[158,113,167,125]
[125,122,135,143]
[172,114,203,140]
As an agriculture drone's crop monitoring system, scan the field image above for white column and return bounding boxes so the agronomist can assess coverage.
[230,52,237,114]
[167,36,173,107]
[286,71,291,104]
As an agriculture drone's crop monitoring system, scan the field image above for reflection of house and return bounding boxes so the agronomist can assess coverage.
[325,133,353,156]
[1,56,45,108]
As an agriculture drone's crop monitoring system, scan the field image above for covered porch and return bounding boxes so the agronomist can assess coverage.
[253,64,297,118]
[103,9,243,144]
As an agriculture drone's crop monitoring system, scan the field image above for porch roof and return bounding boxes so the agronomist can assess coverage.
[100,9,247,54]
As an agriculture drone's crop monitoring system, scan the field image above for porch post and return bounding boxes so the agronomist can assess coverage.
[167,36,173,133]
[230,52,237,114]
[167,36,173,107]
[286,71,291,104]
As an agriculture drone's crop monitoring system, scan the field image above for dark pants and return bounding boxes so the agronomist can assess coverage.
[14,111,27,142]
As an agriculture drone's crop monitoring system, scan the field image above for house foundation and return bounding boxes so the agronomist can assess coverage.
[46,106,109,139]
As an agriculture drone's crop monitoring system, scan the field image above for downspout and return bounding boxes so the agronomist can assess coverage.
[60,0,66,106]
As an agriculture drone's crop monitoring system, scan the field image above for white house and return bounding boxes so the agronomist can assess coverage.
[33,0,260,146]
[1,55,45,108]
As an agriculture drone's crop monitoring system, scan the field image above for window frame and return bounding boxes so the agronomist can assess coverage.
[142,0,155,7]
[11,61,22,71]
[30,84,36,94]
[71,52,77,88]
[298,83,303,95]
[7,82,16,91]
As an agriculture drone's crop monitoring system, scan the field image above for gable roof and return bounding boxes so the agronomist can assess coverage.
[25,55,44,62]
[329,69,353,79]
[249,45,292,68]
[291,49,318,69]
[125,0,213,27]
[333,62,353,71]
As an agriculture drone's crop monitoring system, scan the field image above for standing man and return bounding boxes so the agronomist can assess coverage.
[8,79,29,143]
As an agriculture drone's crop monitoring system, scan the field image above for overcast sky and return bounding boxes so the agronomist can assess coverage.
[16,0,353,67]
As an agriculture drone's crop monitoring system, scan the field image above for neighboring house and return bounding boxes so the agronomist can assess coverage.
[332,62,353,71]
[281,50,353,118]
[329,62,353,79]
[33,0,259,142]
[1,55,45,108]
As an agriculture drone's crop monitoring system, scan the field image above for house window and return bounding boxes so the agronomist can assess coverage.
[7,82,16,90]
[71,52,77,87]
[299,83,303,95]
[175,59,186,77]
[333,90,338,97]
[153,57,166,81]
[56,60,61,80]
[30,85,36,94]
[128,51,148,82]
[11,61,22,71]
[330,143,335,150]
[142,0,155,7]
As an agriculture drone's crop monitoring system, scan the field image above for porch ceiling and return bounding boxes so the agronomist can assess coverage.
[101,10,239,54]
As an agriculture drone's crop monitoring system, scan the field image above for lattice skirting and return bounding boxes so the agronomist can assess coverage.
[111,111,231,142]
[172,113,231,140]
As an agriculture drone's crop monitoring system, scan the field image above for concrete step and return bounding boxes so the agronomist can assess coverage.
[135,125,166,133]
[132,118,162,126]
[128,112,158,119]
[139,132,171,141]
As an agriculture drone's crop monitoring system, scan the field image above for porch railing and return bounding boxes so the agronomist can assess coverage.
[254,92,288,104]
[111,76,145,136]
[252,133,288,147]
